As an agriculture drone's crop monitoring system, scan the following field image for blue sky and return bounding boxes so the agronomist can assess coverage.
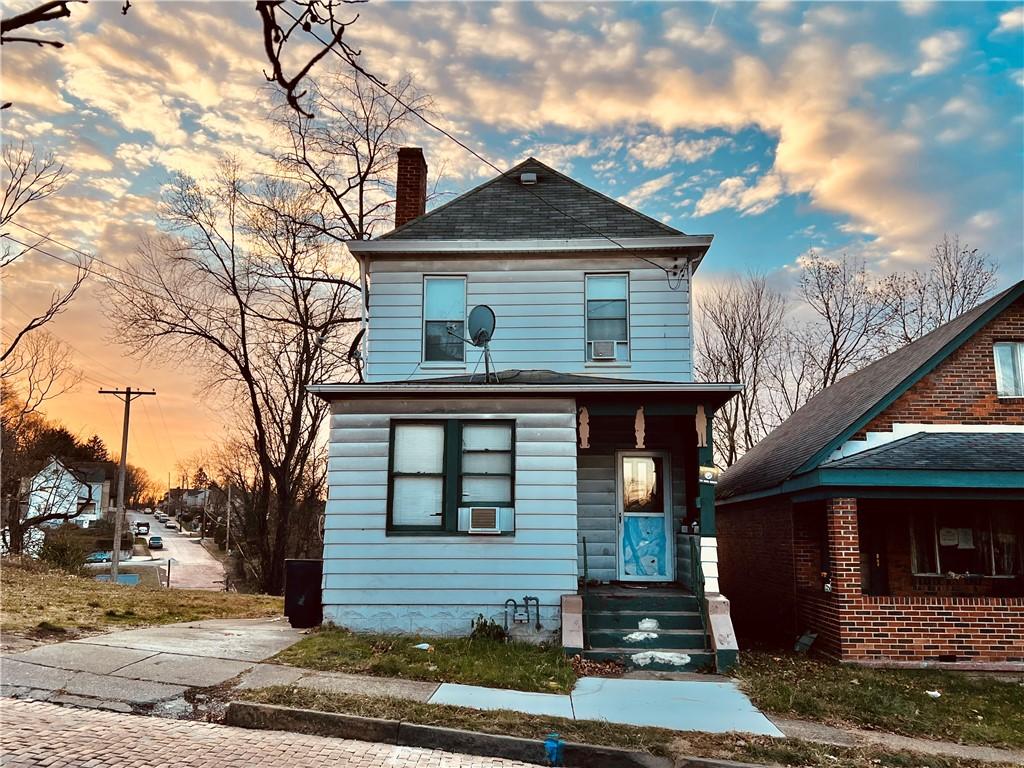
[2,1,1023,478]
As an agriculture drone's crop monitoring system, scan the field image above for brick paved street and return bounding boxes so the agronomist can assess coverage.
[0,699,543,768]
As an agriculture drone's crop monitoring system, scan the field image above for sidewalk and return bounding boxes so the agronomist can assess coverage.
[4,619,1021,765]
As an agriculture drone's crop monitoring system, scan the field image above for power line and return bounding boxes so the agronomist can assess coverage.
[277,4,686,286]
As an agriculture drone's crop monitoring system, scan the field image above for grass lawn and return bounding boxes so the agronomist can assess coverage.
[734,651,1024,749]
[272,626,576,693]
[0,558,282,643]
[240,686,1013,768]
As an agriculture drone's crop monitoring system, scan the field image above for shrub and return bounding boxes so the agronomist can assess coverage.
[470,614,508,642]
[39,527,90,575]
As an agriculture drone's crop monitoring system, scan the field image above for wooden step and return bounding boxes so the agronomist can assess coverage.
[583,592,699,613]
[587,628,707,651]
[585,609,704,631]
[582,648,715,673]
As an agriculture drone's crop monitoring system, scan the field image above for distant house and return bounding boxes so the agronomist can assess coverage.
[309,149,742,671]
[23,457,117,529]
[716,282,1024,665]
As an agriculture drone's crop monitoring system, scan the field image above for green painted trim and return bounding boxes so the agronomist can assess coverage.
[794,282,1024,477]
[699,407,717,535]
[816,467,1024,489]
[716,648,739,673]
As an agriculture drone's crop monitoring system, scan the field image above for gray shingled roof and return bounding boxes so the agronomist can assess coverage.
[716,281,1024,501]
[821,432,1024,473]
[380,158,683,241]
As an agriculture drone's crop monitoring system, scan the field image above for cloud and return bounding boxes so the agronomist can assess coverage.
[627,134,731,169]
[900,1,934,17]
[694,172,784,217]
[912,30,966,77]
[619,173,676,207]
[994,7,1024,35]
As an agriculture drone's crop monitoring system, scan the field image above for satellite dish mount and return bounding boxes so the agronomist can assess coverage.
[449,305,498,383]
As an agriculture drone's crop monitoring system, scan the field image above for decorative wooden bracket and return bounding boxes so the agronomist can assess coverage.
[696,404,707,448]
[634,406,645,449]
[578,406,590,449]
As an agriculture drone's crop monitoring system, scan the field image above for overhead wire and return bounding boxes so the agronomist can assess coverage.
[277,4,689,290]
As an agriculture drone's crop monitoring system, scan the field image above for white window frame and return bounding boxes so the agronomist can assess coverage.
[993,341,1024,398]
[585,273,630,363]
[422,275,467,365]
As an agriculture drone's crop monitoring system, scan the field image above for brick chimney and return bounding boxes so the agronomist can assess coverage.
[395,147,427,228]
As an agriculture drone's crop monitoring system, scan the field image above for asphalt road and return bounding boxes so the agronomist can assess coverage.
[128,511,226,591]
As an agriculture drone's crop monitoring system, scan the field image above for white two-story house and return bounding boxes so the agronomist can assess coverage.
[310,150,741,671]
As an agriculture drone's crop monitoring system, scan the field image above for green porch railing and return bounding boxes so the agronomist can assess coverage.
[581,535,590,650]
[688,535,711,651]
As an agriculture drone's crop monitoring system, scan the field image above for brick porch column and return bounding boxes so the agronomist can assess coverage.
[826,497,861,598]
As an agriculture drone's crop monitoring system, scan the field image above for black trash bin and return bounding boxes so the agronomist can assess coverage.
[284,558,323,628]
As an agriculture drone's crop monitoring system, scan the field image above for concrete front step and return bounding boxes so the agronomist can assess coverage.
[588,628,707,650]
[585,609,704,631]
[582,648,715,672]
[582,592,700,613]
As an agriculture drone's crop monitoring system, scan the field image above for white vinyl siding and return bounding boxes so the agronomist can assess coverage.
[365,256,692,382]
[322,396,578,635]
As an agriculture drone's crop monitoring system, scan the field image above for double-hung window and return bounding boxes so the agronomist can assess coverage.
[423,276,466,363]
[388,420,515,533]
[994,342,1024,398]
[586,273,629,362]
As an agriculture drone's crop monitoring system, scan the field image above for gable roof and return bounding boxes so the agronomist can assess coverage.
[820,432,1024,473]
[717,281,1024,502]
[379,158,683,241]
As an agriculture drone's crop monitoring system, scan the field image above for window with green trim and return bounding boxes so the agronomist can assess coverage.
[388,419,515,534]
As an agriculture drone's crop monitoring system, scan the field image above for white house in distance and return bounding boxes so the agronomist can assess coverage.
[310,150,742,671]
[24,457,116,529]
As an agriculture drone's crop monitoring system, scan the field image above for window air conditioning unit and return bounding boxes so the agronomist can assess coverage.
[466,507,501,534]
[590,340,617,360]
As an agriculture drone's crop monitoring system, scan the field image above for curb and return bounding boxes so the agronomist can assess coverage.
[225,700,676,767]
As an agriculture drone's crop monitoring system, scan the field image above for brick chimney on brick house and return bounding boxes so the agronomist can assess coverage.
[395,147,427,228]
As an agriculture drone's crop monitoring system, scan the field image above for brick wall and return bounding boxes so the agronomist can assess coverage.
[855,296,1024,438]
[395,147,427,228]
[716,495,796,645]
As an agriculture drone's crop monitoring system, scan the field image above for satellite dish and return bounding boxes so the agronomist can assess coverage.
[467,305,496,347]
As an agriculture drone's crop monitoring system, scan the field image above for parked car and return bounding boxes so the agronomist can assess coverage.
[148,536,163,550]
[155,513,167,523]
[134,522,150,535]
[164,520,179,531]
[86,551,111,563]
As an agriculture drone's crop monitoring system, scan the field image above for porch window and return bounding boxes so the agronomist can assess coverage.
[423,276,466,363]
[388,419,515,533]
[910,509,1022,577]
[993,342,1024,397]
[460,423,513,505]
[586,274,629,362]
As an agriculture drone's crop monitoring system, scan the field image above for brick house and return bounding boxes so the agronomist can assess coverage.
[716,281,1024,665]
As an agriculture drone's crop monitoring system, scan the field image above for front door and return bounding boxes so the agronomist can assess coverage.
[617,451,673,581]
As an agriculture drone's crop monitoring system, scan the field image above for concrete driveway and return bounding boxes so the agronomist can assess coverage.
[1,617,303,713]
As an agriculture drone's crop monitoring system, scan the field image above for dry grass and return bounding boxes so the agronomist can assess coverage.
[273,625,576,693]
[241,686,1014,768]
[0,558,282,643]
[734,652,1024,750]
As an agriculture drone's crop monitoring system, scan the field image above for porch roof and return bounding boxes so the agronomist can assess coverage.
[309,368,741,407]
[821,432,1024,473]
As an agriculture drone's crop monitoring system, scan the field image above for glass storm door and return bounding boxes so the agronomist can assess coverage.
[617,452,673,581]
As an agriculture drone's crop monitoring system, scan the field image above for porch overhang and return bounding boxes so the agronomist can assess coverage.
[309,379,742,410]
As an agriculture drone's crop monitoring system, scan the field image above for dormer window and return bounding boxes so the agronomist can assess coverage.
[586,273,630,362]
[994,341,1024,397]
[423,276,466,363]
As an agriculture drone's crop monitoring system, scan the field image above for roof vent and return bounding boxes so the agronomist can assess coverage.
[519,172,537,185]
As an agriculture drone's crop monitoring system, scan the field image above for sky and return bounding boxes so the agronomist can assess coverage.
[2,0,1023,488]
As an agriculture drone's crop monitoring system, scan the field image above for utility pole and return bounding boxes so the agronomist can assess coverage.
[99,387,156,580]
[225,484,232,555]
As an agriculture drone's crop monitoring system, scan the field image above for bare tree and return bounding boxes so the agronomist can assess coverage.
[0,330,82,424]
[107,162,359,593]
[1,142,90,362]
[879,234,998,348]
[2,0,377,115]
[795,251,894,389]
[695,274,785,467]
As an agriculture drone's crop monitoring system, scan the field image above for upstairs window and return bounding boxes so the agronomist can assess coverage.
[423,276,466,363]
[994,342,1024,397]
[586,273,630,362]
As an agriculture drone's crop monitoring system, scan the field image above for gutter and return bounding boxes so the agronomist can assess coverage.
[345,235,713,256]
[308,382,743,396]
